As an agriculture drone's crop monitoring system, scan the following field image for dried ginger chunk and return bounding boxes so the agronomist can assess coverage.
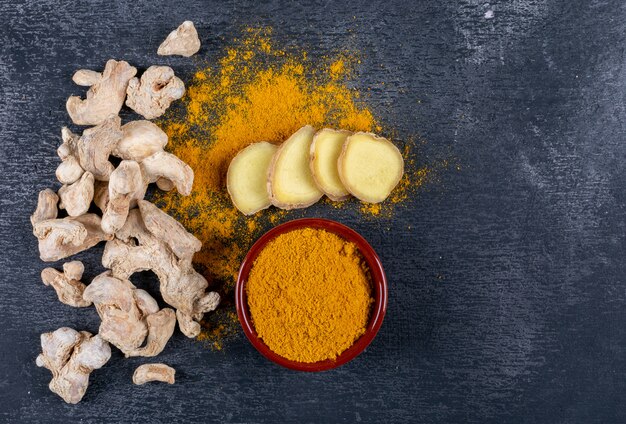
[132,363,175,385]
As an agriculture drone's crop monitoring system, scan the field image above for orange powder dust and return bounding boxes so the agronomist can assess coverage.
[153,27,431,346]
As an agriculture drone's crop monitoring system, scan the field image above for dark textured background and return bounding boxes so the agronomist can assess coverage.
[1,0,626,423]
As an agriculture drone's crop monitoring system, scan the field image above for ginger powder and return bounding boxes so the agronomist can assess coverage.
[246,227,374,363]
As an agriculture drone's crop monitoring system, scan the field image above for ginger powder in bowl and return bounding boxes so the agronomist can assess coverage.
[236,218,388,371]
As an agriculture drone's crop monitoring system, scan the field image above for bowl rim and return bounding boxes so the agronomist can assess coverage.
[235,217,388,372]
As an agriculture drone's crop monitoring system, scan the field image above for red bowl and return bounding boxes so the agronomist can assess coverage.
[235,218,388,372]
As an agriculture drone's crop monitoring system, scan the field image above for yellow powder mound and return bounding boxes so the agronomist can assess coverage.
[153,27,430,347]
[246,228,373,363]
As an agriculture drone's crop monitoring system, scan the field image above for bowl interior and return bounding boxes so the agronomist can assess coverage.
[235,218,388,372]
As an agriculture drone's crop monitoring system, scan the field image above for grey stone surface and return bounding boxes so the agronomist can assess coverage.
[1,0,625,422]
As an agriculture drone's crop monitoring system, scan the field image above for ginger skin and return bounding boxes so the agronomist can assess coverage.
[101,160,146,234]
[115,121,168,161]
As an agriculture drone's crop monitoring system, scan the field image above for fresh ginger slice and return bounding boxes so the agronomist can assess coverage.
[227,142,278,215]
[309,129,351,201]
[338,132,404,203]
[268,125,323,209]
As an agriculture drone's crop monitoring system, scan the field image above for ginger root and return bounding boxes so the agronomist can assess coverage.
[31,189,59,225]
[56,128,85,184]
[227,141,277,215]
[41,261,91,307]
[67,60,137,126]
[77,115,122,181]
[130,308,176,357]
[267,125,323,209]
[33,214,113,262]
[58,172,95,217]
[140,151,194,196]
[102,208,219,338]
[36,328,111,404]
[93,180,109,213]
[338,132,404,203]
[114,120,168,161]
[33,48,211,402]
[155,177,175,191]
[101,160,146,234]
[157,21,201,57]
[126,66,185,120]
[132,363,175,385]
[83,273,176,357]
[137,199,201,260]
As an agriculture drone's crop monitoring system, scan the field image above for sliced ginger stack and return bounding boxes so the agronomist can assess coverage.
[227,125,404,214]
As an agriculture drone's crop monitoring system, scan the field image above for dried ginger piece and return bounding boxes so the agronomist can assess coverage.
[130,308,176,357]
[56,128,84,184]
[227,141,277,215]
[83,273,148,354]
[157,21,201,57]
[132,363,175,385]
[338,132,404,203]
[76,115,123,181]
[31,189,59,225]
[36,327,111,404]
[137,199,201,260]
[102,208,219,338]
[33,214,113,262]
[58,171,95,217]
[114,120,168,161]
[82,272,176,357]
[101,160,146,234]
[66,60,137,126]
[41,261,91,307]
[267,125,323,209]
[140,151,194,196]
[126,66,185,120]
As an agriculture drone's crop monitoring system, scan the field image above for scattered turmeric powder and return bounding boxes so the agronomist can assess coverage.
[152,27,435,348]
[246,228,373,363]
